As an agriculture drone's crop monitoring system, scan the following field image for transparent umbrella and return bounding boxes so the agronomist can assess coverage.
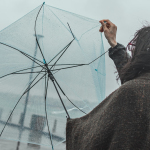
[0,2,106,150]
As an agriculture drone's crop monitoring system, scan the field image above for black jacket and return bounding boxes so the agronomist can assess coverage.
[66,43,150,150]
[109,43,130,83]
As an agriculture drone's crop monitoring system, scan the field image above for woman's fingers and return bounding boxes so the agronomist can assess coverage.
[99,19,117,48]
[99,20,108,32]
[99,26,103,32]
[99,20,109,32]
[100,19,113,25]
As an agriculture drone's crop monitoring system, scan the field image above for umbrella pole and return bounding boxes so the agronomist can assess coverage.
[44,62,70,119]
[16,35,43,150]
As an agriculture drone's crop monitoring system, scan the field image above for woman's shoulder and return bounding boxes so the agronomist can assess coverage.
[114,75,150,106]
[120,73,150,91]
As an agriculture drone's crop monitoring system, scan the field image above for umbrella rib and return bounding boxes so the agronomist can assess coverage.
[52,70,59,75]
[0,42,44,64]
[22,52,45,69]
[12,71,45,75]
[88,50,109,65]
[24,72,47,94]
[67,23,75,39]
[51,49,109,71]
[51,64,87,72]
[52,79,70,119]
[48,64,85,66]
[0,65,42,79]
[53,77,87,114]
[34,3,46,62]
[44,75,54,149]
[47,7,75,40]
[49,23,75,70]
[47,40,74,65]
[50,39,74,70]
[21,51,43,65]
[0,72,47,136]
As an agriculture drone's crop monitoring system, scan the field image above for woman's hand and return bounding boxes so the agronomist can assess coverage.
[99,19,117,48]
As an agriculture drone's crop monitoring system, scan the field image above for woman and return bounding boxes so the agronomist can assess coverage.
[66,19,150,150]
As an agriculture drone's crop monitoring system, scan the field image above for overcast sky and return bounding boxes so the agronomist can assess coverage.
[0,0,149,97]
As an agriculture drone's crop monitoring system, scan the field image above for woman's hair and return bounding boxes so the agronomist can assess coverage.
[118,23,150,84]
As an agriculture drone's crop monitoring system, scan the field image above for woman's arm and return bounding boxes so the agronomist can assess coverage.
[108,42,130,78]
[99,19,130,81]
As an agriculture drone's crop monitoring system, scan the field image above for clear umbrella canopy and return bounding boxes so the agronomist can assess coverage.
[0,2,106,149]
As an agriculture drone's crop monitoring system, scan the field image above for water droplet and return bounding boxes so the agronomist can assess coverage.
[147,48,149,51]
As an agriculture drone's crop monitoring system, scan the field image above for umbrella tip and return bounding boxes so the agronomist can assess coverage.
[43,2,45,4]
[43,59,46,64]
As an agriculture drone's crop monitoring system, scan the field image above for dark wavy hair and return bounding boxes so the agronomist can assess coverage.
[119,23,150,84]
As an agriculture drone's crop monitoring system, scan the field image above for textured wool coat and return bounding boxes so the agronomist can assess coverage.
[66,43,150,150]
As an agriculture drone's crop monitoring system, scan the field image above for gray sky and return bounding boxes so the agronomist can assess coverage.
[0,0,149,97]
